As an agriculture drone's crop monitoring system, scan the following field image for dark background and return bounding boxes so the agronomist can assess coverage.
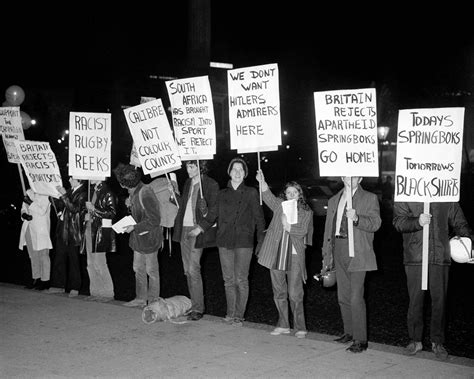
[1,0,473,360]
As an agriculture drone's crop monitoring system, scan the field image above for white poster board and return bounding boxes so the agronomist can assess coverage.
[129,97,157,168]
[123,98,181,176]
[228,63,281,153]
[68,112,111,180]
[166,76,216,160]
[314,88,378,177]
[15,140,62,198]
[394,107,464,202]
[0,106,25,163]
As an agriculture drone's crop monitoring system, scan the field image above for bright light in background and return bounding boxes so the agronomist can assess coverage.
[31,119,37,126]
[283,130,288,135]
[57,139,62,144]
[65,130,69,135]
[286,145,290,149]
[210,62,234,69]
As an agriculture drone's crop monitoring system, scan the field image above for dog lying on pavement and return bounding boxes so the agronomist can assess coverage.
[142,296,192,324]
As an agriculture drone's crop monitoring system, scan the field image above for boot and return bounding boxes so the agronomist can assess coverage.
[25,278,39,289]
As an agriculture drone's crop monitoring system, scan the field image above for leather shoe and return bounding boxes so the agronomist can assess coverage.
[346,341,368,353]
[25,279,39,289]
[187,311,203,321]
[334,334,353,344]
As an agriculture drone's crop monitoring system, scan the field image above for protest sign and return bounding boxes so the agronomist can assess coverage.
[314,88,378,177]
[15,140,62,198]
[123,98,181,176]
[395,107,464,290]
[166,76,216,160]
[0,106,25,163]
[227,63,281,153]
[395,107,464,203]
[68,112,111,180]
[129,97,157,168]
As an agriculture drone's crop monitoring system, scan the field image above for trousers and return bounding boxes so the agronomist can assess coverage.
[270,252,306,332]
[334,238,367,342]
[405,264,449,343]
[133,251,160,303]
[180,226,204,313]
[218,247,253,320]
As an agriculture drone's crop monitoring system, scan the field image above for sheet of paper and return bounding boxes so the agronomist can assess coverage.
[282,199,297,224]
[112,215,136,234]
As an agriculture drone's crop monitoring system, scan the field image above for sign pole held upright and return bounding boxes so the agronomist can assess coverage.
[346,178,355,257]
[421,202,430,290]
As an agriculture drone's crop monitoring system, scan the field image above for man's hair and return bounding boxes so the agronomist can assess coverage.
[227,157,248,178]
[113,163,142,188]
[185,160,209,175]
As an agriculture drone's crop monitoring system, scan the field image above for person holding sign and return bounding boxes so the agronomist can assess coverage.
[255,170,313,338]
[49,177,88,297]
[216,157,266,326]
[393,202,473,360]
[82,180,117,302]
[172,160,219,321]
[321,176,381,353]
[18,189,53,291]
[114,164,162,308]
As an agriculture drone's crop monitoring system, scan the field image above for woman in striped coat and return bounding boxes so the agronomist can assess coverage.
[256,170,313,338]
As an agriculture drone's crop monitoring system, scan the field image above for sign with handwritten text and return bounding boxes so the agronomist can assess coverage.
[15,140,62,198]
[314,88,378,177]
[0,106,25,163]
[129,97,157,168]
[166,76,216,160]
[395,107,464,202]
[228,63,281,153]
[68,112,111,180]
[124,98,181,176]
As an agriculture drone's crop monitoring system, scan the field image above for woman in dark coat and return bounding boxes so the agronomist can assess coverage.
[49,177,87,297]
[82,179,117,301]
[216,157,265,326]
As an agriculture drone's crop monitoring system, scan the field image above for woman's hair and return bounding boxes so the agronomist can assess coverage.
[186,160,210,175]
[227,157,248,178]
[279,181,311,211]
[113,163,142,188]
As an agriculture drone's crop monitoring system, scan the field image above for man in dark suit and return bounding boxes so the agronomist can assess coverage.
[321,176,381,353]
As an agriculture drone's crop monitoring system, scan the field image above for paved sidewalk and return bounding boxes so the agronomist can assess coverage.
[1,283,473,378]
